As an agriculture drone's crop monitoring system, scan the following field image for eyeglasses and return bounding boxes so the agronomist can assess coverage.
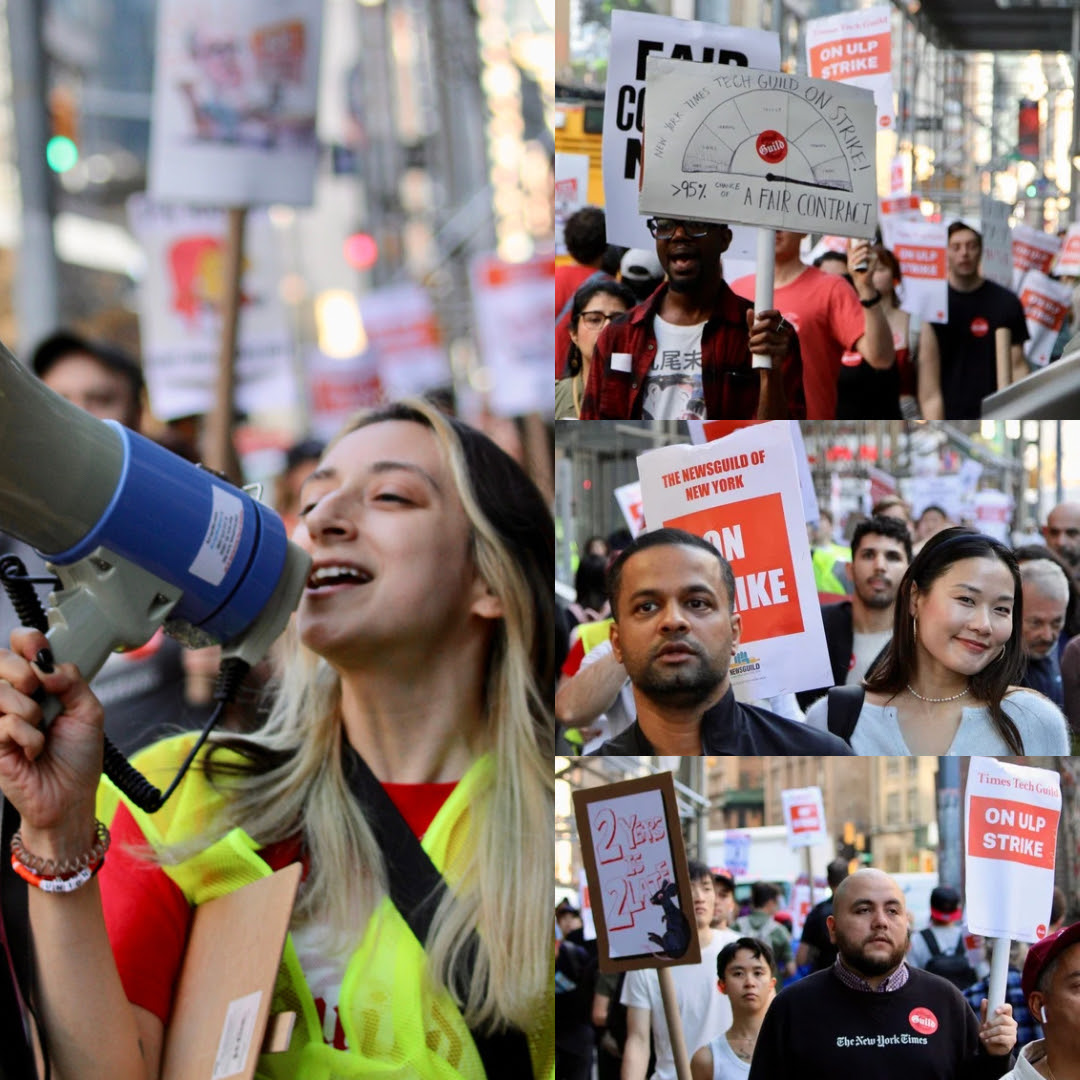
[646,218,712,239]
[578,311,620,329]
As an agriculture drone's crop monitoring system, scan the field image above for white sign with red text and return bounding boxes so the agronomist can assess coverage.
[555,154,591,258]
[979,197,1013,290]
[614,480,647,538]
[805,5,893,130]
[1018,269,1073,368]
[1012,225,1062,291]
[636,422,831,698]
[603,10,780,255]
[781,787,828,848]
[1053,223,1080,277]
[965,756,1061,942]
[889,155,910,195]
[972,489,1014,544]
[879,193,923,253]
[891,218,948,324]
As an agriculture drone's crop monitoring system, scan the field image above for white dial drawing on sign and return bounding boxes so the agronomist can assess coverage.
[681,89,854,193]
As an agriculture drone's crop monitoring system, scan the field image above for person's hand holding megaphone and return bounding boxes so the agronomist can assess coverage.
[0,627,105,865]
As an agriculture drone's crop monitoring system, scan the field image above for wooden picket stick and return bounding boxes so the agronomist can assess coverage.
[995,327,1012,392]
[658,966,694,1080]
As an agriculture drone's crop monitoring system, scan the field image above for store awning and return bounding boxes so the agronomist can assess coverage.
[917,0,1076,54]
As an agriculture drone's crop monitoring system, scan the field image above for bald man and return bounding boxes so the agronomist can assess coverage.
[747,869,1017,1079]
[1044,503,1080,573]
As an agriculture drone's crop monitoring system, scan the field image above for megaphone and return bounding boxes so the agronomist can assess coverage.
[0,341,311,723]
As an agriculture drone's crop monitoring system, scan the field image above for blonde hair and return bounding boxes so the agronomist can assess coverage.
[206,399,555,1033]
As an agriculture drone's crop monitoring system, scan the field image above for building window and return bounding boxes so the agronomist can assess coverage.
[887,792,901,825]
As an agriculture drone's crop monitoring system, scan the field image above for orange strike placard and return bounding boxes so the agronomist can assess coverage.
[967,795,1060,870]
[789,802,821,834]
[667,492,804,642]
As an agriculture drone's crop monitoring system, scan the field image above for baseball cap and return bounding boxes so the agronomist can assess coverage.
[711,868,736,892]
[555,897,580,918]
[1021,921,1080,1002]
[620,248,663,283]
[929,885,963,922]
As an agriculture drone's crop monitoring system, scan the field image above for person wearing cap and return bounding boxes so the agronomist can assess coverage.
[908,885,986,992]
[1002,921,1080,1076]
[747,868,1017,1079]
[712,870,737,930]
[619,247,665,303]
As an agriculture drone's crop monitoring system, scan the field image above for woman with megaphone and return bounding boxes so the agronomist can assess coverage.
[0,399,555,1079]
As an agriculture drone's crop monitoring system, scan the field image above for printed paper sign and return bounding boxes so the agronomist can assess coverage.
[717,830,751,878]
[907,474,966,521]
[891,218,948,324]
[781,787,828,848]
[979,197,1013,290]
[579,867,597,942]
[1018,269,1073,369]
[636,422,831,698]
[614,480,646,538]
[149,0,323,206]
[1012,225,1062,291]
[965,756,1061,941]
[303,346,385,442]
[805,5,893,130]
[879,193,922,253]
[641,61,878,240]
[889,155,910,195]
[1053,223,1080,277]
[555,154,591,258]
[573,773,701,973]
[603,10,780,254]
[972,489,1014,544]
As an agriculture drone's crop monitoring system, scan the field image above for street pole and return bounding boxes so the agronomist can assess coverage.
[1070,2,1080,223]
[7,0,59,355]
[936,756,963,891]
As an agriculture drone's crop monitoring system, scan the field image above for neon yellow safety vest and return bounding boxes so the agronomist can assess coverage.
[96,735,555,1079]
[576,617,613,656]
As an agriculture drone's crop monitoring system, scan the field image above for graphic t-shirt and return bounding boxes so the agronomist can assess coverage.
[642,315,707,420]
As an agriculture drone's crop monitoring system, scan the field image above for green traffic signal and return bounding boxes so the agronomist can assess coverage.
[1025,183,1038,198]
[46,135,78,173]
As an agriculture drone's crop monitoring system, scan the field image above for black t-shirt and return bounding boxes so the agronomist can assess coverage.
[928,280,1029,418]
[799,897,838,972]
[835,357,902,419]
[747,966,1013,1080]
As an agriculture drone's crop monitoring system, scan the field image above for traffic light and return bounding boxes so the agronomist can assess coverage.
[1025,182,1038,198]
[47,85,79,174]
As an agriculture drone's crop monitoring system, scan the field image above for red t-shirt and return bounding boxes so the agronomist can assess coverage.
[99,780,458,1034]
[730,266,866,420]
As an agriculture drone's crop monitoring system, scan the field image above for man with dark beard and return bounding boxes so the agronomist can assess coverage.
[579,217,805,420]
[590,529,851,755]
[797,516,911,711]
[747,869,1017,1080]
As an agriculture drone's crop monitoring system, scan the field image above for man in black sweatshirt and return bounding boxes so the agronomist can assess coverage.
[748,868,1016,1080]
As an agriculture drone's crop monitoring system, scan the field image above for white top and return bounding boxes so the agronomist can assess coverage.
[643,316,707,421]
[1001,1038,1045,1079]
[705,1031,752,1080]
[803,687,1070,755]
[622,929,737,1080]
[847,629,891,685]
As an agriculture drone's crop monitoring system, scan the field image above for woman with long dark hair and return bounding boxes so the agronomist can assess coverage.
[806,528,1070,754]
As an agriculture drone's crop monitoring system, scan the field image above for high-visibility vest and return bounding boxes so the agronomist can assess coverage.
[576,618,614,656]
[97,735,555,1079]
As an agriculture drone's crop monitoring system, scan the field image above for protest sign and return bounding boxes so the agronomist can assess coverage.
[573,773,700,973]
[907,474,966,521]
[965,756,1061,941]
[878,193,922,253]
[127,195,296,421]
[470,253,554,416]
[716,831,751,879]
[603,10,780,254]
[359,283,451,401]
[891,218,947,324]
[636,422,831,698]
[1012,224,1062,291]
[579,867,597,942]
[641,60,878,240]
[614,480,647,538]
[149,0,323,206]
[888,155,910,195]
[1018,269,1074,369]
[979,197,1013,289]
[805,5,893,130]
[1053,223,1080,277]
[972,489,1014,544]
[781,787,828,849]
[555,153,591,258]
[303,346,385,442]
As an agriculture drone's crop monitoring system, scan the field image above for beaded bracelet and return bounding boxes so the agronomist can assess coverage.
[9,820,111,892]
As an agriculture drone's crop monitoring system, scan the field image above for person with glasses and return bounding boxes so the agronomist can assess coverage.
[730,231,895,420]
[555,278,637,419]
[579,216,805,421]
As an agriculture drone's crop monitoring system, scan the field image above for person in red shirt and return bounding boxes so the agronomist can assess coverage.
[579,216,804,420]
[731,232,895,420]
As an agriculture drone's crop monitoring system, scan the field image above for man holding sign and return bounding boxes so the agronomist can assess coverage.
[748,868,1017,1079]
[579,217,805,421]
[589,528,851,755]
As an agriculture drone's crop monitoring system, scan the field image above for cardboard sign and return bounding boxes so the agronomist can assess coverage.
[614,480,647,538]
[1054,223,1080,277]
[641,61,878,240]
[805,4,893,130]
[149,0,323,207]
[965,757,1061,941]
[1018,269,1074,368]
[891,218,948,324]
[1012,225,1062,291]
[573,773,701,973]
[636,422,831,698]
[555,154,592,258]
[602,10,780,253]
[781,786,828,848]
[162,864,302,1080]
[979,197,1013,290]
